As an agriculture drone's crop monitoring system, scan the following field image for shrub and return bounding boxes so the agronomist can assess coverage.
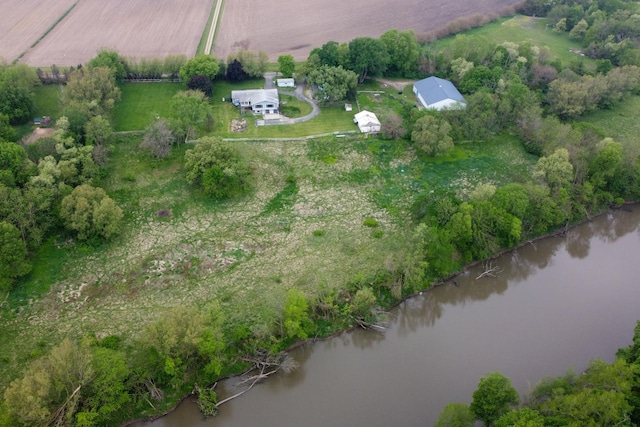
[363,217,379,227]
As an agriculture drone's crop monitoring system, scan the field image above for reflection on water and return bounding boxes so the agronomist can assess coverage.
[138,206,640,427]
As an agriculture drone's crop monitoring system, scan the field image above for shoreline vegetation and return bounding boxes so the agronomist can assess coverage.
[121,200,638,426]
[2,0,640,425]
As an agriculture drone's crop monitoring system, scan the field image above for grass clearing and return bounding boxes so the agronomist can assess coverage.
[111,82,183,131]
[579,95,640,149]
[431,15,596,68]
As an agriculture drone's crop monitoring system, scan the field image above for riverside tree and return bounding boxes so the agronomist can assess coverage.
[470,371,519,426]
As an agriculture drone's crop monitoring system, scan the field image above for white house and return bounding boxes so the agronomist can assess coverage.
[231,89,279,115]
[277,78,295,88]
[413,77,466,110]
[353,110,381,134]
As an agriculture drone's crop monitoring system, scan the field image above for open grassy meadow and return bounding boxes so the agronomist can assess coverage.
[0,123,538,384]
[431,15,596,67]
[580,95,640,150]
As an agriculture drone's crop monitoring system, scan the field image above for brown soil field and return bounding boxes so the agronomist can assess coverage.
[20,0,215,67]
[214,0,521,61]
[0,0,76,62]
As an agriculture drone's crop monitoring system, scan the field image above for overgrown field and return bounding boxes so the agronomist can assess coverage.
[0,131,537,385]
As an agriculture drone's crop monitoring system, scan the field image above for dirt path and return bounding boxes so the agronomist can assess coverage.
[204,0,224,55]
[375,78,417,91]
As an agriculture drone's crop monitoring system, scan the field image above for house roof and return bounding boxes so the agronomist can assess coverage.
[231,89,279,105]
[354,110,380,126]
[413,77,466,106]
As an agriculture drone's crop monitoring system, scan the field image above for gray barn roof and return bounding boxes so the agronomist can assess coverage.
[413,77,465,106]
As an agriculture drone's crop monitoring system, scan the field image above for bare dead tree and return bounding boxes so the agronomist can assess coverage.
[476,260,504,280]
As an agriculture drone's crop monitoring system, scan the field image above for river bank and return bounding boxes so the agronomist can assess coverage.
[128,203,640,426]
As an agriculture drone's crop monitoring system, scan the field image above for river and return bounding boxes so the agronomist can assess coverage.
[138,206,640,426]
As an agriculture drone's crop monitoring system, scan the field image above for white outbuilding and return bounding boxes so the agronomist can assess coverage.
[353,110,381,134]
[276,78,295,88]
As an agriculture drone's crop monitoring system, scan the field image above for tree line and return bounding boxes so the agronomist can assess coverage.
[436,320,640,426]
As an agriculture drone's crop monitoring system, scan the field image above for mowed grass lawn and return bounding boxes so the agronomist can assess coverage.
[432,15,596,67]
[113,79,357,136]
[112,82,183,131]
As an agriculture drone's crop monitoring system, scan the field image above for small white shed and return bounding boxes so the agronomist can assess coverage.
[353,110,381,134]
[277,78,295,88]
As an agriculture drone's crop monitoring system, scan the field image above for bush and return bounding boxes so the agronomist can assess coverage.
[363,217,379,227]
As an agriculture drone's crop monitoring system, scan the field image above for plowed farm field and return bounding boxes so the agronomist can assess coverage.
[0,0,76,63]
[19,0,215,66]
[213,0,521,60]
[4,0,521,67]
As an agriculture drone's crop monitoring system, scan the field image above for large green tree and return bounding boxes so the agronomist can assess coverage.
[60,184,123,241]
[411,115,454,157]
[307,65,357,102]
[0,221,31,291]
[184,136,252,198]
[170,90,212,143]
[348,37,390,83]
[470,371,519,426]
[0,63,38,123]
[87,50,126,82]
[380,29,420,77]
[179,55,220,83]
[62,67,121,117]
[278,54,296,78]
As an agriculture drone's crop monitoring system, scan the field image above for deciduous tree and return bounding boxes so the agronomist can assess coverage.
[307,65,357,102]
[83,115,112,146]
[0,221,31,291]
[348,37,390,83]
[62,67,121,117]
[184,136,252,198]
[187,74,213,97]
[226,59,248,82]
[170,90,212,143]
[60,184,123,241]
[140,119,174,159]
[0,63,38,123]
[278,54,296,78]
[470,371,519,426]
[87,50,126,82]
[179,55,220,83]
[411,115,454,157]
[435,403,475,427]
[380,29,420,77]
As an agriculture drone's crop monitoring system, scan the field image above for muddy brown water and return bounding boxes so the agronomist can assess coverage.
[137,206,640,427]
